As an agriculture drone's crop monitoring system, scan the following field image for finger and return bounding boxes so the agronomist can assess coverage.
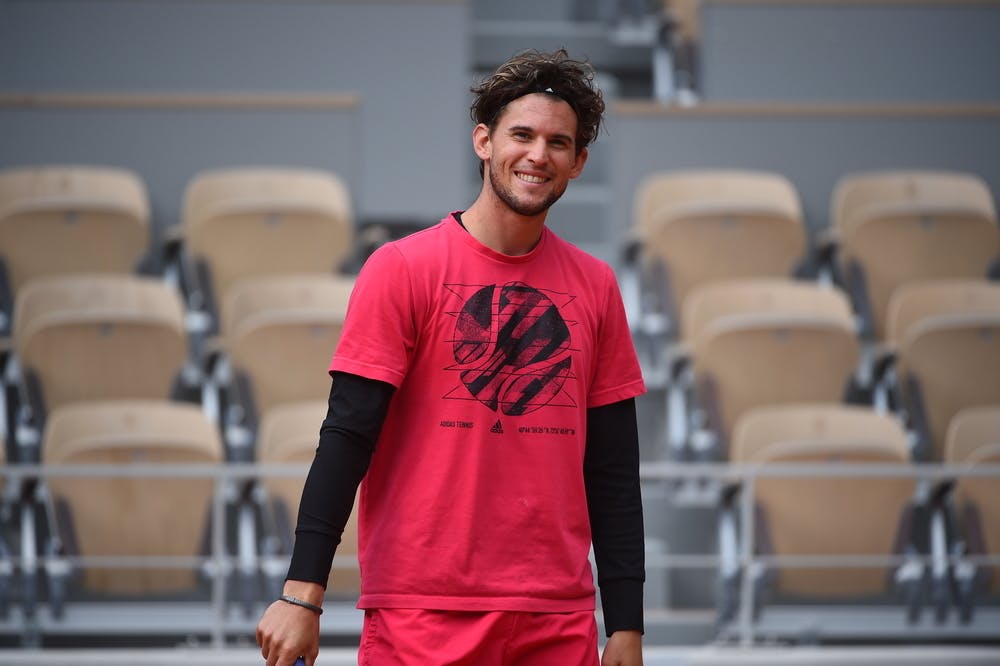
[257,630,268,658]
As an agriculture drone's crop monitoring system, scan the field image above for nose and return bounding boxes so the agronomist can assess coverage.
[526,138,549,165]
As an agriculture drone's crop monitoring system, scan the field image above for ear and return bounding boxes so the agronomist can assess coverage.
[568,146,589,180]
[472,123,492,162]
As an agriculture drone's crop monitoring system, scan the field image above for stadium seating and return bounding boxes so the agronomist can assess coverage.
[11,275,189,457]
[0,165,150,333]
[41,400,222,601]
[719,404,923,623]
[626,169,806,343]
[214,274,354,461]
[884,280,1000,461]
[176,167,354,333]
[661,0,700,95]
[670,279,859,460]
[1,157,993,649]
[828,169,999,341]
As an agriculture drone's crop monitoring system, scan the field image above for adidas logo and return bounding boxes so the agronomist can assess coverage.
[490,419,504,434]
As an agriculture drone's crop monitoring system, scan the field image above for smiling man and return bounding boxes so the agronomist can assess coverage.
[257,49,647,666]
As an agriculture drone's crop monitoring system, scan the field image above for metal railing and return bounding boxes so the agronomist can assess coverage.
[641,461,1000,646]
[1,460,998,647]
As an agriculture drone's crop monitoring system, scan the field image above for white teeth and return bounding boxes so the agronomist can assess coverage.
[517,173,546,184]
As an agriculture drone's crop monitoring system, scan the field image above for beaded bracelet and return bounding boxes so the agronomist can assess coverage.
[280,594,324,615]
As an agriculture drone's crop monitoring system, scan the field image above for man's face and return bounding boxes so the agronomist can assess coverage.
[474,93,588,218]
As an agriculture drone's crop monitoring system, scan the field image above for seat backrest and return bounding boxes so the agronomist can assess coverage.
[257,400,360,597]
[182,167,353,307]
[42,400,222,595]
[635,169,802,240]
[223,275,354,418]
[886,280,1000,345]
[945,406,1000,595]
[732,404,913,598]
[832,170,996,236]
[13,275,187,412]
[633,170,806,319]
[0,165,150,293]
[830,170,999,340]
[890,284,1000,461]
[663,0,700,43]
[681,278,854,343]
[686,280,859,444]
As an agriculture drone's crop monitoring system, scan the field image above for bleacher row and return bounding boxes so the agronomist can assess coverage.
[0,164,997,645]
[0,165,362,641]
[622,168,1000,633]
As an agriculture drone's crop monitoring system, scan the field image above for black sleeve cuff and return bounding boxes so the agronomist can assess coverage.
[286,530,338,588]
[599,577,645,636]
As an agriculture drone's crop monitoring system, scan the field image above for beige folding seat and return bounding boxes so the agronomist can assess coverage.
[830,170,999,340]
[886,280,1000,461]
[0,165,150,294]
[632,169,806,332]
[221,274,354,424]
[682,279,859,457]
[887,280,1000,345]
[42,400,223,595]
[180,167,354,317]
[258,400,360,598]
[663,0,699,45]
[730,404,916,600]
[944,407,1000,608]
[13,275,188,416]
[661,0,700,94]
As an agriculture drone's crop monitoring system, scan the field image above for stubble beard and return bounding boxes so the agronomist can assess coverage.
[488,162,566,218]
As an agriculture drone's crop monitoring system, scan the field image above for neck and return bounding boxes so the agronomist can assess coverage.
[461,189,546,257]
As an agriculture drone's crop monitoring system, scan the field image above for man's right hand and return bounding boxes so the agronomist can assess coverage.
[256,581,324,666]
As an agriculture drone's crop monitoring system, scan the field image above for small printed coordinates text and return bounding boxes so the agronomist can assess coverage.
[518,426,576,436]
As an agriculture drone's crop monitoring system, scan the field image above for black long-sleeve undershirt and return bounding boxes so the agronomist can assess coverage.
[584,397,645,635]
[286,372,394,583]
[287,371,644,635]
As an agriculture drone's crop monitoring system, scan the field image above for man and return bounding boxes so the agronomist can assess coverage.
[257,48,646,666]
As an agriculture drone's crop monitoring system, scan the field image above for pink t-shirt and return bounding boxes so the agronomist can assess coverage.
[331,214,645,612]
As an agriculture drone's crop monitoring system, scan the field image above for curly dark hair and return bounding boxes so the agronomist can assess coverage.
[470,48,605,159]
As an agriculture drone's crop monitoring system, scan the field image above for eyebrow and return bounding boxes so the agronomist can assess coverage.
[507,124,575,145]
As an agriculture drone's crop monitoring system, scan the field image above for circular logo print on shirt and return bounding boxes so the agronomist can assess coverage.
[452,282,573,416]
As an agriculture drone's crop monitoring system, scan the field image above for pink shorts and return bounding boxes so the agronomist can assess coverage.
[357,608,600,666]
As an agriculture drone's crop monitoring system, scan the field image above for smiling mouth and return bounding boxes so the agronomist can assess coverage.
[515,172,548,184]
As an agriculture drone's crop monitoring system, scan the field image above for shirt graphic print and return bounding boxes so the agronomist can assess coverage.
[442,281,580,417]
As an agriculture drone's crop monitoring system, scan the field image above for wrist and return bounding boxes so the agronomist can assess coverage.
[282,579,325,607]
[279,594,324,615]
